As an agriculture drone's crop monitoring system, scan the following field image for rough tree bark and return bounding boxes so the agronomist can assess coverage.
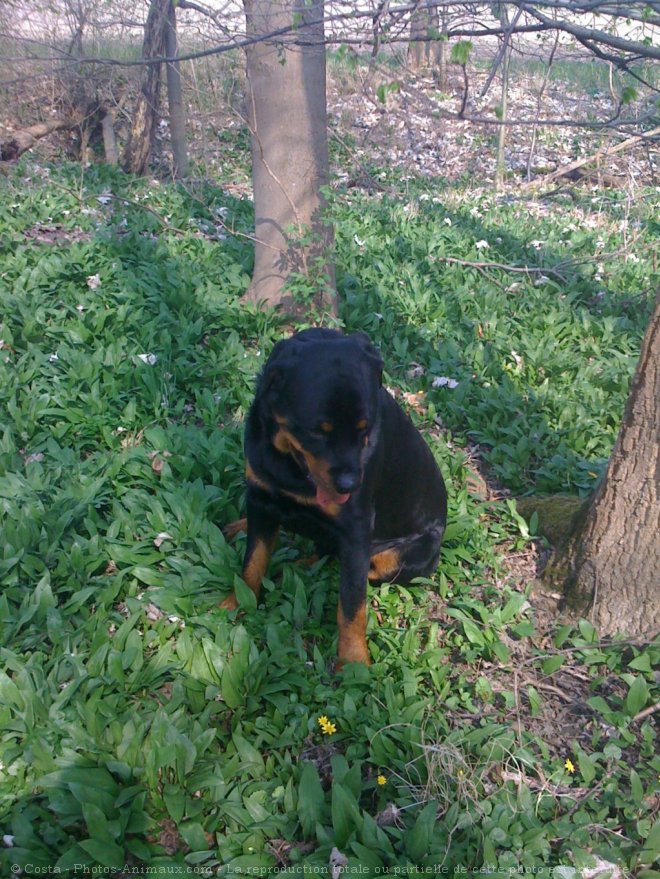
[544,290,660,638]
[123,0,169,175]
[165,0,188,177]
[243,0,336,315]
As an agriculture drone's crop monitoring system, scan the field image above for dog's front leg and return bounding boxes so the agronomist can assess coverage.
[336,542,372,667]
[221,493,280,610]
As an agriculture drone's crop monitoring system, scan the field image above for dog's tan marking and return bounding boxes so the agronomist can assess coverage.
[337,603,370,666]
[280,488,342,518]
[246,462,272,493]
[368,547,403,582]
[220,529,279,610]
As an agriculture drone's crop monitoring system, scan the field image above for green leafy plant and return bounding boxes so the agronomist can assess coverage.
[0,161,658,875]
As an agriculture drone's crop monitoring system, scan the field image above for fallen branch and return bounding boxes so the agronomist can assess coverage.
[0,118,77,161]
[433,256,569,283]
[525,125,660,189]
[632,700,660,725]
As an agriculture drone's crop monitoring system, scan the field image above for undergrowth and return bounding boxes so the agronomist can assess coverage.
[0,162,659,876]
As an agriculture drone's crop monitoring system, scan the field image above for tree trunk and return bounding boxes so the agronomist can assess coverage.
[242,0,336,315]
[165,0,188,177]
[545,290,660,638]
[371,1,390,59]
[436,12,449,91]
[408,1,440,70]
[494,4,511,191]
[123,0,169,176]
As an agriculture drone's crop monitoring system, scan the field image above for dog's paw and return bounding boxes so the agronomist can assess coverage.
[336,642,371,669]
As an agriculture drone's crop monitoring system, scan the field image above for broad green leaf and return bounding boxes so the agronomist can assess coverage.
[298,763,325,838]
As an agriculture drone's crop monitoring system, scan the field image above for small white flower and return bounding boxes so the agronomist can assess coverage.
[475,239,489,250]
[443,217,452,226]
[3,834,15,847]
[432,376,459,389]
[354,234,365,247]
[529,240,544,250]
[86,274,101,290]
[138,353,158,365]
[470,207,482,218]
[154,532,173,548]
[49,352,59,363]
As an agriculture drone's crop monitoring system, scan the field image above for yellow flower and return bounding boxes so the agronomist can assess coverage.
[317,715,337,735]
[564,758,575,774]
[377,775,387,786]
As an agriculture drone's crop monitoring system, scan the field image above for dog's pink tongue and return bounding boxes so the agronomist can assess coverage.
[316,485,351,508]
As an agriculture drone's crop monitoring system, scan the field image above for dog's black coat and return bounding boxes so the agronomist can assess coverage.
[223,328,448,664]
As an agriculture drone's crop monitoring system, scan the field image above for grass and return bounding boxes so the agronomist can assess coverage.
[0,160,659,875]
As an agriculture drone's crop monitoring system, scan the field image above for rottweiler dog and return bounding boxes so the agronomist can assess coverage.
[221,328,447,666]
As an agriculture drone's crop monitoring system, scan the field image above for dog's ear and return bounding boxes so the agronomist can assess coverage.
[351,333,384,385]
[256,337,298,407]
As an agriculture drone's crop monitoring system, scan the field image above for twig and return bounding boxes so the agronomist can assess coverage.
[632,700,660,724]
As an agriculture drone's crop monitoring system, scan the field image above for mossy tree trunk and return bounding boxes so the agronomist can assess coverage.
[242,0,336,315]
[545,290,660,637]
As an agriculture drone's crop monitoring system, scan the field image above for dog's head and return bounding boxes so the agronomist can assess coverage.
[257,329,383,509]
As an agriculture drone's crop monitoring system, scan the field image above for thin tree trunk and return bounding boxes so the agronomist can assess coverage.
[436,12,448,91]
[371,1,390,59]
[495,5,511,191]
[243,0,336,315]
[545,290,660,637]
[165,0,188,177]
[123,0,169,176]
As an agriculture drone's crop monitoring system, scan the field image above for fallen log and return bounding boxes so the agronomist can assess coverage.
[525,124,660,189]
[0,118,77,161]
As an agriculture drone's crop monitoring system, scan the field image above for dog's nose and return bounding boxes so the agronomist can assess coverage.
[334,471,361,493]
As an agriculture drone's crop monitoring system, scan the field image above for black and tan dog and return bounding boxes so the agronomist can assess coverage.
[221,328,447,666]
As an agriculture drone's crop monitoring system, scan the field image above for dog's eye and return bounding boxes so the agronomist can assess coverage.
[310,421,333,439]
